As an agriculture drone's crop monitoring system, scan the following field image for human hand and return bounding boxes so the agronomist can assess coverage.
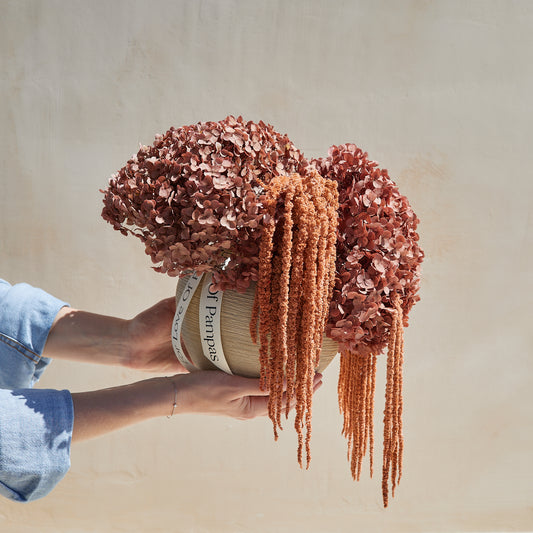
[171,370,323,420]
[125,297,187,374]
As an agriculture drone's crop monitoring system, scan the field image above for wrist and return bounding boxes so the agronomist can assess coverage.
[166,374,201,416]
[131,377,177,419]
[90,314,132,367]
[165,376,178,418]
[120,318,139,369]
[71,376,179,441]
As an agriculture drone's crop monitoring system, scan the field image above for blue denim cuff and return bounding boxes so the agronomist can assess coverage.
[0,280,69,389]
[0,388,73,502]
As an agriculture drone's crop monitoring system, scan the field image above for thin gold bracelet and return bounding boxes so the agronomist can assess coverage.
[166,377,178,418]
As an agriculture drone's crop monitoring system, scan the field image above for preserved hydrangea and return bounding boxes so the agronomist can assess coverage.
[312,144,424,355]
[101,115,306,292]
[102,120,423,357]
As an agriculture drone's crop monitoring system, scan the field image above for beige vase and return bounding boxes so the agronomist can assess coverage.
[175,275,339,378]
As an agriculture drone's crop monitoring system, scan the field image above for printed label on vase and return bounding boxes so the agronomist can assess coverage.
[199,273,232,374]
[172,272,203,372]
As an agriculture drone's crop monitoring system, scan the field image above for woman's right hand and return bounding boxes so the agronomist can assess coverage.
[172,370,323,420]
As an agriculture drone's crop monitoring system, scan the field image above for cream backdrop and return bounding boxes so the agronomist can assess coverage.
[1,1,532,532]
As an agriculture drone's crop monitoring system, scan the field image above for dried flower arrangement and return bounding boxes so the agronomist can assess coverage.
[101,116,424,507]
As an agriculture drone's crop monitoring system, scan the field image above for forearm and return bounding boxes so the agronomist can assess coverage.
[43,307,130,367]
[70,370,300,442]
[41,299,184,373]
[71,377,174,442]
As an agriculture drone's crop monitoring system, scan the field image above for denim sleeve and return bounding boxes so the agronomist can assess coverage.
[0,388,73,502]
[0,279,74,502]
[0,279,69,389]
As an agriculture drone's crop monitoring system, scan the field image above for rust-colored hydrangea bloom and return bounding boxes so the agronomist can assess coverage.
[101,115,306,291]
[312,144,423,355]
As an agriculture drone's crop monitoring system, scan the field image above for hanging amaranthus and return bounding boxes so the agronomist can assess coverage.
[313,144,423,506]
[250,170,339,467]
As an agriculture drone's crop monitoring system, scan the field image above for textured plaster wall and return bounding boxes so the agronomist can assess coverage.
[1,1,532,532]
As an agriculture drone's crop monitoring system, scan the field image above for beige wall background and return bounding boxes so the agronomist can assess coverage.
[1,1,532,532]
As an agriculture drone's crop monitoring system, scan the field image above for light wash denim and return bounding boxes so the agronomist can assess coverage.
[0,279,73,502]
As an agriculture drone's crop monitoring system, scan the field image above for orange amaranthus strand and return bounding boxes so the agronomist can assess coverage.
[251,171,339,467]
